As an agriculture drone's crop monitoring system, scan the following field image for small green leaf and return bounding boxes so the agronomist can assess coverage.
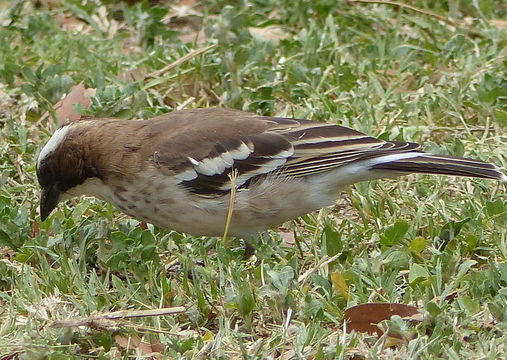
[485,199,505,217]
[330,271,349,299]
[455,260,477,280]
[312,274,332,294]
[458,295,480,315]
[21,66,37,83]
[409,263,430,286]
[426,302,441,317]
[0,229,13,248]
[122,82,140,97]
[380,220,410,247]
[268,266,294,291]
[323,221,342,256]
[435,218,470,249]
[488,301,506,322]
[236,282,255,317]
[409,236,427,253]
[493,109,507,127]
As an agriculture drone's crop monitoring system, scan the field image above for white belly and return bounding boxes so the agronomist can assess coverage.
[65,162,385,237]
[107,174,327,237]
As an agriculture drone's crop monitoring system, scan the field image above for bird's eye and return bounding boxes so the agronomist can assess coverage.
[37,161,54,187]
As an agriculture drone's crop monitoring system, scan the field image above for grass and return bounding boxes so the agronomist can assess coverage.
[0,0,506,358]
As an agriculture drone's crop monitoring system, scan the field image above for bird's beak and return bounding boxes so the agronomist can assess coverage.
[40,184,61,221]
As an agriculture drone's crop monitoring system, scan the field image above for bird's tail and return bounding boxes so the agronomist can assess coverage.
[370,153,506,182]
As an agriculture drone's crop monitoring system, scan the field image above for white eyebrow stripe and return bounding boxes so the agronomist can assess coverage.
[37,125,71,167]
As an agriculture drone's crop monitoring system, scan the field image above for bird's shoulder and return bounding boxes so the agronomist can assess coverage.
[132,109,297,194]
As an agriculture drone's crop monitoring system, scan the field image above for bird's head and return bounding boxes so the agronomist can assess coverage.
[36,124,99,221]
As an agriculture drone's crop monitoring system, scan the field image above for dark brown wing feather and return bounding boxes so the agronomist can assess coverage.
[143,109,503,196]
[145,110,418,195]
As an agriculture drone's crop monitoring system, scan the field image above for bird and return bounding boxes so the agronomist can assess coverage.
[36,108,506,243]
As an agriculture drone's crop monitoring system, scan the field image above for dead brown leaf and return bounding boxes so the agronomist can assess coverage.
[115,335,164,357]
[179,29,207,44]
[58,13,86,32]
[2,246,17,260]
[38,82,95,130]
[491,19,507,29]
[117,68,146,83]
[344,303,420,336]
[162,0,205,44]
[30,220,40,238]
[249,25,288,44]
[280,231,296,246]
[37,0,63,8]
[50,306,186,329]
[176,0,197,6]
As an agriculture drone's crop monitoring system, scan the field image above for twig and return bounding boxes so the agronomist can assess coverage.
[348,0,485,38]
[223,169,239,240]
[50,306,186,328]
[349,0,448,22]
[95,307,186,320]
[147,44,217,79]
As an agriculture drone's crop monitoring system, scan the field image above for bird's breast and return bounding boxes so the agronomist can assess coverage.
[101,171,338,237]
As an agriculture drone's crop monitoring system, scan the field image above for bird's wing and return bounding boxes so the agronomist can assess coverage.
[266,116,502,181]
[268,116,421,178]
[146,109,421,196]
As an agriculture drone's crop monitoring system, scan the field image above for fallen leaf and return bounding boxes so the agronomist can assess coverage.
[279,349,295,360]
[37,0,63,8]
[150,339,165,354]
[117,68,146,83]
[249,25,288,44]
[176,0,197,6]
[58,13,86,32]
[50,306,186,328]
[162,0,205,44]
[38,82,95,130]
[443,290,459,302]
[115,335,164,356]
[491,19,507,29]
[280,231,296,246]
[2,247,17,260]
[179,29,206,44]
[344,303,419,336]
